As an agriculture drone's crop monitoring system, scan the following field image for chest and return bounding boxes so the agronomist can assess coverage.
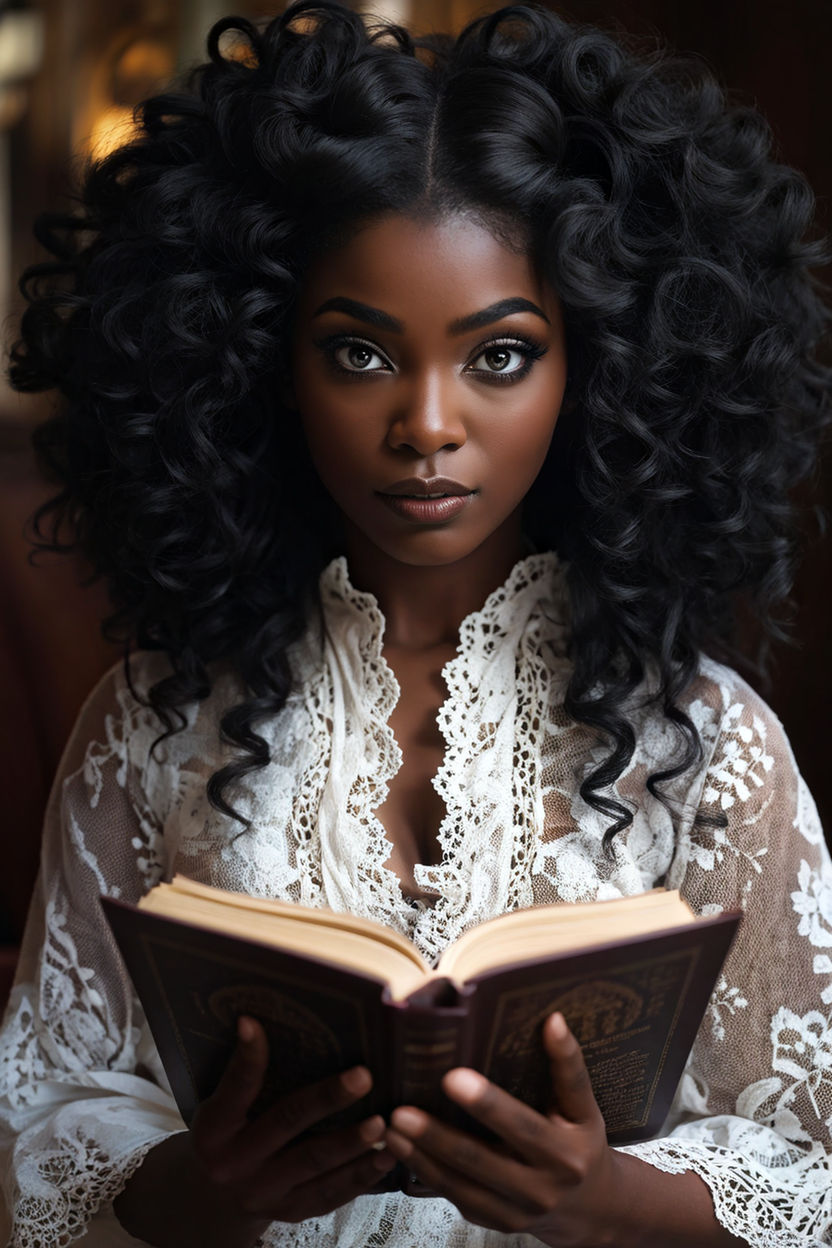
[374,644,457,900]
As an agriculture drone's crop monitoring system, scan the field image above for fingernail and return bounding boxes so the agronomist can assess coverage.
[549,1012,568,1040]
[237,1016,255,1043]
[390,1106,425,1135]
[443,1068,485,1101]
[359,1115,384,1143]
[342,1066,371,1095]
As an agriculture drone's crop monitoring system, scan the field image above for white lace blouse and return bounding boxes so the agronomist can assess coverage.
[1,551,830,1248]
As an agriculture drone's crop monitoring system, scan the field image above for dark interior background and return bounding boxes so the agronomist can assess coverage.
[1,0,829,973]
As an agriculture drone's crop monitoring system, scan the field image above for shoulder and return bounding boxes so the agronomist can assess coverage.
[631,656,793,789]
[57,651,172,776]
[80,649,174,715]
[636,657,822,890]
[682,656,799,786]
[678,656,825,870]
[59,650,239,795]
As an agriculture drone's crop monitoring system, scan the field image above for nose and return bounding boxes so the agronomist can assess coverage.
[386,370,467,455]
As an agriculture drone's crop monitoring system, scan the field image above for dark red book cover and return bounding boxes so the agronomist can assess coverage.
[101,895,740,1196]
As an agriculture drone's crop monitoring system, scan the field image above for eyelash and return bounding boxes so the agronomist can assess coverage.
[312,333,549,385]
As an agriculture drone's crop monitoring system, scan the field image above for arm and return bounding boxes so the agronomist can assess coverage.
[384,1012,746,1247]
[0,661,185,1247]
[1,659,397,1248]
[0,658,399,1243]
[112,1130,267,1248]
[617,672,832,1247]
[112,1021,394,1248]
[383,672,831,1247]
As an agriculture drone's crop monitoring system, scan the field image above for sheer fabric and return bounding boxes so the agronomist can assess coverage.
[1,552,830,1247]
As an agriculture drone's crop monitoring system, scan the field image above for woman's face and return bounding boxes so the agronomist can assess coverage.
[291,212,567,570]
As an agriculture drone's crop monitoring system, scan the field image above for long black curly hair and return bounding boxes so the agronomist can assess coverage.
[10,1,831,841]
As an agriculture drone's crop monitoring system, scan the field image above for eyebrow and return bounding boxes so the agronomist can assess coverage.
[311,295,550,334]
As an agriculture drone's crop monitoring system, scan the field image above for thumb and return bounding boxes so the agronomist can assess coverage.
[544,1012,602,1126]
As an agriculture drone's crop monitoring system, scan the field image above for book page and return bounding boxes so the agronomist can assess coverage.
[438,890,694,982]
[140,879,695,1001]
[141,877,431,997]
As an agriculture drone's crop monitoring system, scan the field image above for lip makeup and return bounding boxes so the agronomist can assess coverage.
[375,475,476,524]
[377,493,474,523]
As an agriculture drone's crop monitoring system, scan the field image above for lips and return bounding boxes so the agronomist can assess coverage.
[376,481,476,524]
[377,476,474,498]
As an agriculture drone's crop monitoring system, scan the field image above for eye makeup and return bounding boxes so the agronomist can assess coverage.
[467,336,549,385]
[312,334,394,378]
[311,332,549,385]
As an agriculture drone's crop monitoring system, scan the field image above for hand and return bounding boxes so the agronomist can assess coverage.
[190,1015,396,1225]
[384,1012,624,1247]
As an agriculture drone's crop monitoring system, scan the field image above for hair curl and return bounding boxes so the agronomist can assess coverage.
[10,1,831,842]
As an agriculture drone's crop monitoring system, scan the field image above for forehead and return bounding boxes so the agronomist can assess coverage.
[296,212,555,322]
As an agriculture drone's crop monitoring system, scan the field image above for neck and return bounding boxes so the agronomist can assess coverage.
[341,513,528,650]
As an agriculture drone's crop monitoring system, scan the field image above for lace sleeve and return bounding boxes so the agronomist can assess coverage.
[0,660,186,1247]
[619,673,832,1247]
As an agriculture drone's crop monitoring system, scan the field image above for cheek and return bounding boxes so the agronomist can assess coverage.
[299,403,372,499]
[294,356,375,468]
[492,401,561,487]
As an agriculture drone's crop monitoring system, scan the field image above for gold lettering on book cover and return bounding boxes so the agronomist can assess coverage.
[400,1029,461,1102]
[481,947,701,1132]
[492,981,643,1063]
[587,1046,651,1128]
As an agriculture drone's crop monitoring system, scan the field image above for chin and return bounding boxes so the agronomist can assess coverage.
[364,528,499,568]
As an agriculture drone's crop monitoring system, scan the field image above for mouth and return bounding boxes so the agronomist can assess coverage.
[385,491,471,499]
[375,489,477,525]
[377,476,475,499]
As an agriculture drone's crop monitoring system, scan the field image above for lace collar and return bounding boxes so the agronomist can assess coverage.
[316,547,570,667]
[289,550,572,962]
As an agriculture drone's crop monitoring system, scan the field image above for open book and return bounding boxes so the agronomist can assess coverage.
[102,877,740,1194]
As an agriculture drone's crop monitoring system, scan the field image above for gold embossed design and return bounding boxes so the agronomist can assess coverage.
[208,984,340,1059]
[140,931,369,1115]
[482,947,702,1134]
[493,979,643,1062]
[548,979,644,1044]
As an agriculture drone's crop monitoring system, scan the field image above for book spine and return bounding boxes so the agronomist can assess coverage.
[385,979,475,1197]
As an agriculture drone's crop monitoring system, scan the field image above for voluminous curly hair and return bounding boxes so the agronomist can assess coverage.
[10,1,831,841]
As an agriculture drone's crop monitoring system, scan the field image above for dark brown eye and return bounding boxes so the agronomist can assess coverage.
[341,344,371,366]
[331,341,386,369]
[484,347,513,371]
[465,336,548,385]
[470,344,528,375]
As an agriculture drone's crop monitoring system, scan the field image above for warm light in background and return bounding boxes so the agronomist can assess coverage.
[0,10,43,131]
[358,0,412,24]
[0,8,44,406]
[77,29,175,161]
[0,11,43,87]
[86,105,138,161]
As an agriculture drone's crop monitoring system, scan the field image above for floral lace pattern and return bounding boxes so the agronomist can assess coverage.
[1,552,830,1246]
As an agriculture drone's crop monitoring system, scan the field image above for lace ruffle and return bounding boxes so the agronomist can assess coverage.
[9,1136,160,1248]
[309,552,570,963]
[621,1137,832,1248]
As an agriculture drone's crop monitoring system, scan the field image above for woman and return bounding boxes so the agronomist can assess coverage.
[1,2,830,1245]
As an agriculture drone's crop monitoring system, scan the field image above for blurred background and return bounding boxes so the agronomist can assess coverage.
[0,0,830,987]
